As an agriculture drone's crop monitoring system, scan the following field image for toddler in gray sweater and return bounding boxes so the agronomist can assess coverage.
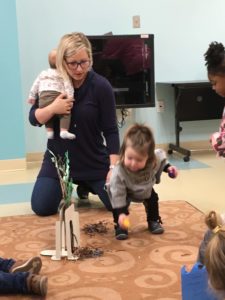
[107,123,178,240]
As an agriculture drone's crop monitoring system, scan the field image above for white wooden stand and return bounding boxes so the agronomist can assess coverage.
[41,201,80,260]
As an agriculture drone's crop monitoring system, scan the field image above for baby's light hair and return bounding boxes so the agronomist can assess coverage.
[48,49,57,69]
[119,123,156,166]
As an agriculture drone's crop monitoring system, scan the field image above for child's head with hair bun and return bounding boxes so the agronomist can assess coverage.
[204,210,225,296]
[204,41,225,98]
[204,42,225,76]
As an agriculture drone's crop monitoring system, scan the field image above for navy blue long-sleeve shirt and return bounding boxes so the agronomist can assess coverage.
[29,70,120,181]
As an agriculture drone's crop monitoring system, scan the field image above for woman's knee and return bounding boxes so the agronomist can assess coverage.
[31,177,62,216]
[88,180,112,211]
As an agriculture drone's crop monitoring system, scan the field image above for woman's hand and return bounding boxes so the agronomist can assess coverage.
[105,155,119,183]
[106,169,112,184]
[50,93,74,115]
[35,93,74,124]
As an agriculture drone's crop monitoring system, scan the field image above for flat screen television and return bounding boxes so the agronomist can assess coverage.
[88,34,155,108]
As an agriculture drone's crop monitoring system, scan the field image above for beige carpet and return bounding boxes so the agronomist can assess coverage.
[0,200,206,300]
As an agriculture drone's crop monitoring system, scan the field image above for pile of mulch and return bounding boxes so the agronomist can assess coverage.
[82,220,109,236]
[70,221,109,259]
[72,246,104,259]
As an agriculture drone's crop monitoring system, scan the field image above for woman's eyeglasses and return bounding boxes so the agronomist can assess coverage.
[66,60,90,70]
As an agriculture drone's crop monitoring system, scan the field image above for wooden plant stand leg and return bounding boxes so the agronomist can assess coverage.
[40,202,80,261]
[65,203,80,260]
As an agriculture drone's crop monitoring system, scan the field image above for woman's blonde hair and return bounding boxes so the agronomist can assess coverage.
[119,123,156,166]
[56,32,93,81]
[204,210,225,293]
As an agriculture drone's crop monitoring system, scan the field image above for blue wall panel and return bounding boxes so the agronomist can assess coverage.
[0,0,25,160]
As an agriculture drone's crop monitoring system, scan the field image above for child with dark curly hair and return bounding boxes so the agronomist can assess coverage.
[204,41,225,157]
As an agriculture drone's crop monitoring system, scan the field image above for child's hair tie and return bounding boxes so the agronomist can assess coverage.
[212,225,222,234]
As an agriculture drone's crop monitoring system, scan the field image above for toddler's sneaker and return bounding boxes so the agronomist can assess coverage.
[148,220,164,234]
[115,225,128,240]
[10,256,42,274]
[27,274,48,296]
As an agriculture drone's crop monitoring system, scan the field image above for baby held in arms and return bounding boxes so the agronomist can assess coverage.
[27,49,75,140]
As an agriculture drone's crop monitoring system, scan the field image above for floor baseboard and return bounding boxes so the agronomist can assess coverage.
[0,158,26,171]
[0,140,212,171]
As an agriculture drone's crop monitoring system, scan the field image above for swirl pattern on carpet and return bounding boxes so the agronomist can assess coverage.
[0,200,206,299]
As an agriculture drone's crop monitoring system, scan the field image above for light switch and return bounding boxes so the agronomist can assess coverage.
[132,15,141,28]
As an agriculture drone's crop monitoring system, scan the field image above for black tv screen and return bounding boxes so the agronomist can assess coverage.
[88,34,155,108]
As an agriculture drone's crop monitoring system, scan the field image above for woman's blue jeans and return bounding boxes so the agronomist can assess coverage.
[0,258,29,294]
[31,177,112,216]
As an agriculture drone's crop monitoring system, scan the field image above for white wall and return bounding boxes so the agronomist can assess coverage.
[16,0,225,153]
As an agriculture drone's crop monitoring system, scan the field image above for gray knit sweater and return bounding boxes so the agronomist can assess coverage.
[107,149,170,210]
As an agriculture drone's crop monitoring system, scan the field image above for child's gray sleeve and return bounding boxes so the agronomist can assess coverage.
[107,168,127,209]
[154,149,169,184]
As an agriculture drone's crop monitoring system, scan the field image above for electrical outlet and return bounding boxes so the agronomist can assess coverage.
[132,15,140,28]
[156,100,165,112]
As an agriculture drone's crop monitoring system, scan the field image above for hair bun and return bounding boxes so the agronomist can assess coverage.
[204,41,225,68]
[205,210,222,230]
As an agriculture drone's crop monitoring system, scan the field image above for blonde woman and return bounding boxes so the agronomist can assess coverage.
[29,32,119,216]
